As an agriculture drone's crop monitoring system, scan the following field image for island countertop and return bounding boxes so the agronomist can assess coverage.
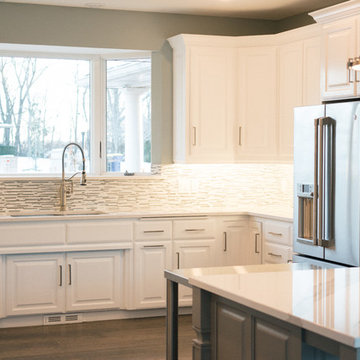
[186,265,360,348]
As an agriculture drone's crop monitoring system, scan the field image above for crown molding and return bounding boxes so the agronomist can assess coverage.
[310,0,360,24]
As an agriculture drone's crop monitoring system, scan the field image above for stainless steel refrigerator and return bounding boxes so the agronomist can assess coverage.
[293,101,360,267]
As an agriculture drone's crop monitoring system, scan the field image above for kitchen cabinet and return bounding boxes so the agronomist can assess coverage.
[134,242,172,309]
[169,27,321,163]
[65,251,121,312]
[210,296,301,360]
[321,17,358,100]
[173,217,216,306]
[133,219,173,309]
[262,220,292,264]
[169,35,237,163]
[248,221,262,265]
[237,46,277,161]
[219,218,249,266]
[6,251,122,316]
[278,37,321,159]
[6,253,65,316]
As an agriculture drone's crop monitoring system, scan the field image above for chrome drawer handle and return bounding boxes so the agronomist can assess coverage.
[185,228,205,232]
[143,245,165,248]
[268,252,282,258]
[269,232,283,236]
[143,230,165,233]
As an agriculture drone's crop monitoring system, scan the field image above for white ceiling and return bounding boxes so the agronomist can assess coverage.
[0,0,349,20]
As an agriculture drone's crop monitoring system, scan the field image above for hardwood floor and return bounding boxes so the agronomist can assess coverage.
[0,315,194,360]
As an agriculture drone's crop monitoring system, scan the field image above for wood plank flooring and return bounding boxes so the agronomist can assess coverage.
[0,315,193,360]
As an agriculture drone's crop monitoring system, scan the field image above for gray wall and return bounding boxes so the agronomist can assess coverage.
[0,3,312,164]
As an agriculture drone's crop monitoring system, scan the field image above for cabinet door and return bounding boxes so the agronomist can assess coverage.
[278,41,303,159]
[66,251,121,311]
[221,220,248,266]
[322,17,357,99]
[6,253,65,316]
[303,37,321,106]
[174,239,216,305]
[237,47,277,161]
[189,46,236,162]
[248,222,262,265]
[254,317,301,360]
[211,299,251,360]
[134,242,172,309]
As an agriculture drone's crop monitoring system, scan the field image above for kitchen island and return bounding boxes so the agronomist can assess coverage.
[165,264,360,360]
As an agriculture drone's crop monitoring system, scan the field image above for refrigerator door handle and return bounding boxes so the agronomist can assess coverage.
[318,117,324,247]
[313,118,319,246]
[315,117,334,248]
[320,117,334,247]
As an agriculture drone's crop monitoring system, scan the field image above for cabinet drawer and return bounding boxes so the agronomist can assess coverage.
[0,223,66,247]
[135,221,172,241]
[173,219,215,239]
[263,221,291,246]
[67,221,132,244]
[263,242,292,264]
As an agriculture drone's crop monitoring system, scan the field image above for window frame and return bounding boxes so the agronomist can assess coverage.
[0,44,152,178]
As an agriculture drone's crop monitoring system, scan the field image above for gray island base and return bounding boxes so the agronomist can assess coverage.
[165,264,360,360]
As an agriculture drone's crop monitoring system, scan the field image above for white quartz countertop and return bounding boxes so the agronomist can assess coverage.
[187,265,360,348]
[0,205,293,222]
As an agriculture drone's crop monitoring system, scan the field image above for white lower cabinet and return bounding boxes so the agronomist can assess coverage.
[134,242,172,309]
[66,251,121,312]
[220,218,249,266]
[247,221,262,265]
[174,239,216,306]
[6,253,65,316]
[5,251,122,316]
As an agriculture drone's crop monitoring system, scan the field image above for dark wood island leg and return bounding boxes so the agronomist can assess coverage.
[166,279,178,360]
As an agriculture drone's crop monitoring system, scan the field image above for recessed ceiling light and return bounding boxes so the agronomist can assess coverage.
[84,2,105,8]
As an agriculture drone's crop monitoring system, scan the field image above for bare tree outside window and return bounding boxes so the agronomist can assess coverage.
[0,56,90,174]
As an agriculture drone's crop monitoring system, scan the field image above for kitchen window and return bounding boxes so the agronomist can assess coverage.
[0,46,151,176]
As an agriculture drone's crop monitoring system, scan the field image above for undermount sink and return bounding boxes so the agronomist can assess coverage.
[9,210,106,217]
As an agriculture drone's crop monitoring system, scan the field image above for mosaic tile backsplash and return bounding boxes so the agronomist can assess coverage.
[0,164,293,214]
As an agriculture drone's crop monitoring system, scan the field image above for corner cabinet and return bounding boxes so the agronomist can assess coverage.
[168,28,321,163]
[169,35,237,163]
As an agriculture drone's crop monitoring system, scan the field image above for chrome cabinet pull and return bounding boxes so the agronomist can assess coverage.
[68,264,72,285]
[268,252,282,258]
[255,233,260,254]
[59,265,63,287]
[143,245,165,248]
[143,230,165,233]
[185,228,205,232]
[193,126,197,146]
[176,252,180,269]
[223,232,227,252]
[238,126,242,146]
[269,231,283,236]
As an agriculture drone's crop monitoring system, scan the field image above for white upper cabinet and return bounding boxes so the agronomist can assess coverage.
[188,47,236,162]
[278,42,303,160]
[169,28,321,164]
[310,1,360,100]
[237,47,277,161]
[169,35,237,163]
[322,17,357,99]
[303,37,322,106]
